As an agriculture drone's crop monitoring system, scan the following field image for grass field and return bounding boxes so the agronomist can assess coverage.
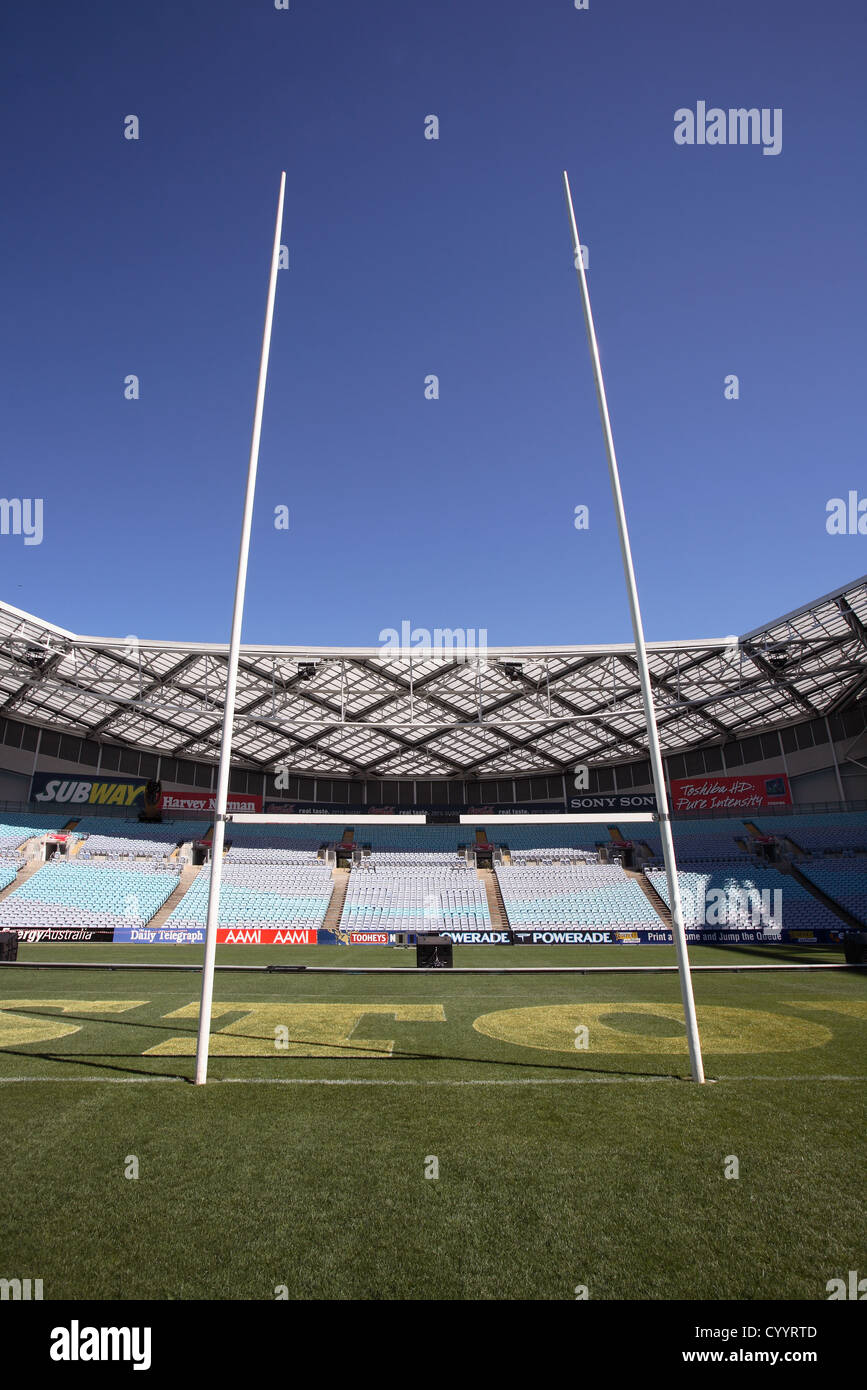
[0,941,864,1300]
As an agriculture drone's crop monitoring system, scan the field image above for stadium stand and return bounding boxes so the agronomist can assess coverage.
[0,817,77,854]
[751,812,867,854]
[341,866,490,933]
[352,825,471,851]
[72,818,208,856]
[224,845,322,863]
[639,818,755,864]
[498,824,611,852]
[645,863,842,933]
[0,861,180,931]
[495,863,662,929]
[508,846,599,865]
[361,850,467,869]
[164,863,334,930]
[222,823,327,850]
[796,854,867,924]
[0,861,19,893]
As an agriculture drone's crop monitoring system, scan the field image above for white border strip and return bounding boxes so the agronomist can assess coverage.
[460,812,655,824]
[228,813,427,825]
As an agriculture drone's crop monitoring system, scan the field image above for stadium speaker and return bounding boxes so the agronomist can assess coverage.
[0,931,18,962]
[139,779,163,823]
[416,936,453,969]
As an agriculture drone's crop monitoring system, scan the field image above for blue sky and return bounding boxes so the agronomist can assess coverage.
[2,0,865,650]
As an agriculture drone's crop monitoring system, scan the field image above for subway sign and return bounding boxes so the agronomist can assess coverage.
[31,773,148,808]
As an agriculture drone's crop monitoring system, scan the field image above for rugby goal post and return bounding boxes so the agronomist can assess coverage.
[562,170,704,1082]
[192,171,705,1085]
[194,173,286,1085]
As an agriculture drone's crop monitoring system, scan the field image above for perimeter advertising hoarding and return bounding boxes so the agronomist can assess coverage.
[107,924,842,946]
[12,927,115,943]
[668,774,791,813]
[112,926,316,945]
[508,927,844,945]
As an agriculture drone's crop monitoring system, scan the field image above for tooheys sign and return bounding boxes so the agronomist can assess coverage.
[31,773,149,809]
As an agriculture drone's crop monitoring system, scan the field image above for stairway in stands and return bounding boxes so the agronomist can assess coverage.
[146,863,200,931]
[0,859,44,904]
[627,865,672,927]
[321,868,350,933]
[478,868,510,932]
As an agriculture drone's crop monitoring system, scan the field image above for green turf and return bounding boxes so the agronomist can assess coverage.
[0,942,864,1299]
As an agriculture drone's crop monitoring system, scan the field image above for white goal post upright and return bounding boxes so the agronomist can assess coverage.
[562,171,705,1084]
[194,172,286,1086]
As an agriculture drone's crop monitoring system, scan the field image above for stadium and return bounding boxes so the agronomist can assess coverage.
[1,575,865,1301]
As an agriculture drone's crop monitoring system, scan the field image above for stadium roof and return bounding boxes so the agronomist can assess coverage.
[1,576,866,779]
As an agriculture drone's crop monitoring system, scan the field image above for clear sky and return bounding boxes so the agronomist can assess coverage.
[2,0,865,651]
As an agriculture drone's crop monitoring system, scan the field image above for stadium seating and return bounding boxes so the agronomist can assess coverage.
[0,817,77,855]
[646,863,843,933]
[751,812,867,854]
[796,854,867,923]
[495,864,661,929]
[361,850,467,869]
[353,826,471,851]
[508,846,598,865]
[222,824,327,850]
[164,863,334,930]
[640,818,754,863]
[0,861,19,893]
[224,845,322,864]
[0,861,180,931]
[72,818,209,858]
[500,824,611,852]
[341,866,490,933]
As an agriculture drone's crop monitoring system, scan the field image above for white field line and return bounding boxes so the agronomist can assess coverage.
[0,1075,865,1086]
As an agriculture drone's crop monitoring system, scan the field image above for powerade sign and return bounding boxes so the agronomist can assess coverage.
[439,929,511,944]
[32,773,148,809]
[568,793,657,812]
[512,930,616,944]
